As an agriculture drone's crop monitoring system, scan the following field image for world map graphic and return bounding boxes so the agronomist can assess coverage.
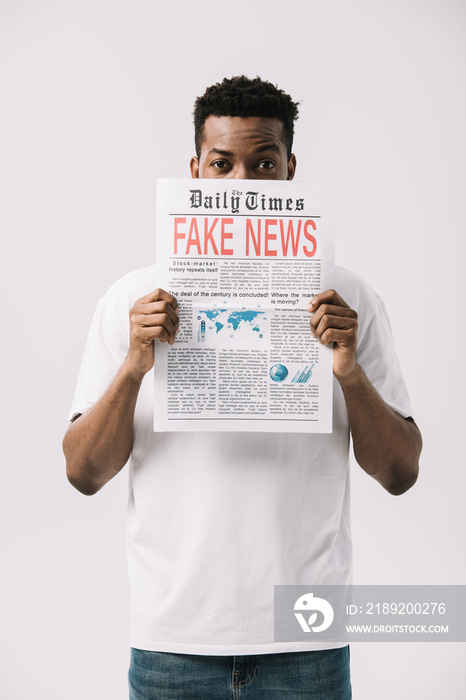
[198,309,265,339]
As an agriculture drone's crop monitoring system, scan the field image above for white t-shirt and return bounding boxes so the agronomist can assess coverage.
[70,265,412,655]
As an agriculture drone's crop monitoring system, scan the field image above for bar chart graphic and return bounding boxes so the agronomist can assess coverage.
[290,364,315,384]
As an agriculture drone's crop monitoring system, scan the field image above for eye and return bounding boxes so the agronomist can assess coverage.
[257,160,275,170]
[212,160,231,170]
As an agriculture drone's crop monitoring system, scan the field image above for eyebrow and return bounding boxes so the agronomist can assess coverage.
[207,143,281,157]
[208,148,234,157]
[255,143,281,154]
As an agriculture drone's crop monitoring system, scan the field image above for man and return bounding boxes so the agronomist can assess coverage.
[64,76,422,699]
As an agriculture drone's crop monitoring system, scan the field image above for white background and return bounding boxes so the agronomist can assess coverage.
[1,1,465,698]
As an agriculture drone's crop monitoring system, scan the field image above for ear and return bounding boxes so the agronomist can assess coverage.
[190,156,200,178]
[287,154,297,181]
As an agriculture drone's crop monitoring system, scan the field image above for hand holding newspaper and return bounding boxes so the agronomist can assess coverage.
[154,179,335,433]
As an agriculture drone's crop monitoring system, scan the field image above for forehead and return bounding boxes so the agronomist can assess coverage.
[200,115,286,153]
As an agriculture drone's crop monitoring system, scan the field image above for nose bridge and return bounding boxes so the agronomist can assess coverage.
[232,161,254,179]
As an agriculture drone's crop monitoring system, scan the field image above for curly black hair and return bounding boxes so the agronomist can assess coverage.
[193,76,299,159]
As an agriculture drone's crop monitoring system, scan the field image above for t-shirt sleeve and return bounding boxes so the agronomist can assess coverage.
[68,292,130,421]
[356,296,413,420]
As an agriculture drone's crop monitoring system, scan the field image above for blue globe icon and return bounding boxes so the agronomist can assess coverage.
[269,364,289,382]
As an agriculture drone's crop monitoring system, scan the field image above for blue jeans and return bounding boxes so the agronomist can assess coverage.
[128,646,351,699]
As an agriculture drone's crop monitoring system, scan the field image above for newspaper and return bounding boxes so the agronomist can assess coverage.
[154,179,335,432]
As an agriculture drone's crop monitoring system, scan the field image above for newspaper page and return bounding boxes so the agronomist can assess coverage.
[154,179,335,433]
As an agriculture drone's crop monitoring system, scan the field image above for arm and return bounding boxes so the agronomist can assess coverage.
[63,289,179,496]
[308,290,422,495]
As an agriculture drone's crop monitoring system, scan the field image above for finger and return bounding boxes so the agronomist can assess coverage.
[133,300,179,329]
[136,288,178,311]
[307,289,350,312]
[132,311,178,341]
[136,323,174,345]
[310,304,357,334]
[311,314,358,342]
[318,327,358,347]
